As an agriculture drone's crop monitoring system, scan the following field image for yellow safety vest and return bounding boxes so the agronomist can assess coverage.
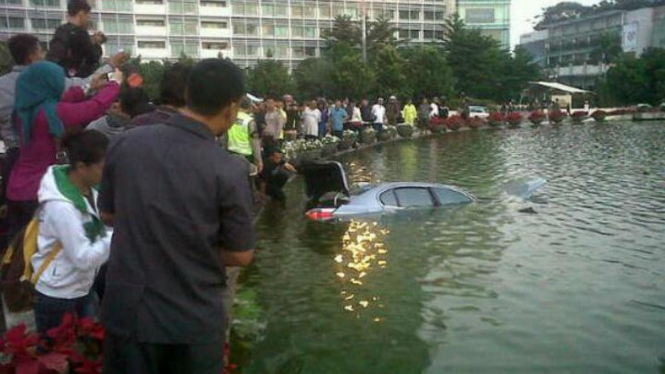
[228,111,253,156]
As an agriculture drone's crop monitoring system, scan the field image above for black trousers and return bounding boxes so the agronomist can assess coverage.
[103,333,225,374]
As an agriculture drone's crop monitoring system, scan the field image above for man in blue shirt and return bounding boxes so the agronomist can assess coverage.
[330,100,348,138]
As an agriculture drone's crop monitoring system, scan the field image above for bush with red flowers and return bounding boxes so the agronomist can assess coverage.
[528,111,545,125]
[429,117,446,133]
[0,315,238,374]
[506,112,523,127]
[548,109,566,124]
[445,115,464,131]
[488,112,504,127]
[571,111,588,123]
[591,110,607,122]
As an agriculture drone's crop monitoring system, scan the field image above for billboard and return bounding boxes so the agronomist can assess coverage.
[622,22,638,52]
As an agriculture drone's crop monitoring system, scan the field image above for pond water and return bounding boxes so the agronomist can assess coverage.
[240,122,665,374]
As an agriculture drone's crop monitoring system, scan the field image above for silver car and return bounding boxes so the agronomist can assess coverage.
[302,161,476,221]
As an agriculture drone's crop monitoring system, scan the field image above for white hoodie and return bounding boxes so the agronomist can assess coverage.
[33,166,111,299]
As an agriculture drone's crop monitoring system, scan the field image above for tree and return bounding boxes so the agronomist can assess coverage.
[372,45,406,98]
[589,32,623,64]
[401,46,454,100]
[0,41,14,76]
[498,46,542,102]
[246,59,294,98]
[293,57,336,100]
[367,16,399,53]
[534,2,590,29]
[328,42,374,99]
[323,15,361,48]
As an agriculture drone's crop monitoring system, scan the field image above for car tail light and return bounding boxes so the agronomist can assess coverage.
[305,208,336,221]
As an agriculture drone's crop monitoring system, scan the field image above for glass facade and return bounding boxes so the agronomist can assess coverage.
[457,0,510,48]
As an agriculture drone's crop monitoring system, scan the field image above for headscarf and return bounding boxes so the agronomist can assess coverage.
[14,61,65,144]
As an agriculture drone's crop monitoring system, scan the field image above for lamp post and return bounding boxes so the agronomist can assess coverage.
[361,0,367,63]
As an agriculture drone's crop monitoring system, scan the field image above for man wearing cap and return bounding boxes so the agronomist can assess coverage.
[227,96,263,173]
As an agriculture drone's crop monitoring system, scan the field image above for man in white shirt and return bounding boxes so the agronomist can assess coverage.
[430,99,439,118]
[301,100,321,139]
[371,98,386,132]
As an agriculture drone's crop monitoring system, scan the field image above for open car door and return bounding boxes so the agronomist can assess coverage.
[299,161,351,208]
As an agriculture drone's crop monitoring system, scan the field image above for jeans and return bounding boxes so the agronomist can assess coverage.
[373,122,384,133]
[34,291,96,334]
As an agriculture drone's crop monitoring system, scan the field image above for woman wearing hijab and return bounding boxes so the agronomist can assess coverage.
[6,61,121,240]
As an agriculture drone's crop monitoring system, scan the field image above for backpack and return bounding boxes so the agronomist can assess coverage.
[0,216,61,312]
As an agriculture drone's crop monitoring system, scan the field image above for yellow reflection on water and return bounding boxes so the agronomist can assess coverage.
[335,220,389,321]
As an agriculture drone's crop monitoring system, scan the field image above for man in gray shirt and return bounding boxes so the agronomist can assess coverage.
[99,59,255,374]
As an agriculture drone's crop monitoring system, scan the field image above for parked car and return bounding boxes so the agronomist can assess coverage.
[468,106,489,119]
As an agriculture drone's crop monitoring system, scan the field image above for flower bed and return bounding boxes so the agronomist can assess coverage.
[396,123,414,138]
[445,115,464,131]
[528,111,545,126]
[339,130,357,150]
[321,135,340,156]
[488,112,504,127]
[548,109,566,124]
[506,112,523,127]
[571,111,588,123]
[361,127,376,144]
[428,117,446,134]
[591,110,607,122]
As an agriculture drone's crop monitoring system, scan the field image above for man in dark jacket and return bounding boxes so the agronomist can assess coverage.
[47,0,105,78]
[359,99,375,124]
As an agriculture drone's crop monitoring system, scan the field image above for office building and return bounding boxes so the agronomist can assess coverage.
[1,0,460,69]
[456,0,510,48]
[519,29,547,67]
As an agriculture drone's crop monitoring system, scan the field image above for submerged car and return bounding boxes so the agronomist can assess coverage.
[301,161,476,221]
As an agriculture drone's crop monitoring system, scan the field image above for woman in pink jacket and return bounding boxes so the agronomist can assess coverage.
[6,61,121,240]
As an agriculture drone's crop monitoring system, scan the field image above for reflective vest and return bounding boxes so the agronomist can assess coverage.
[227,111,253,156]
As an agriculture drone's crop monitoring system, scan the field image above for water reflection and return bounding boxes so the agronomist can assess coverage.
[334,221,389,318]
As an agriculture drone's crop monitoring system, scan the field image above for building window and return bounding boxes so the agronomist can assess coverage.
[1,17,24,29]
[373,9,395,20]
[275,44,289,58]
[1,0,23,5]
[169,19,198,35]
[106,42,133,56]
[137,19,165,27]
[169,0,197,14]
[202,42,228,50]
[171,41,198,57]
[344,7,358,18]
[138,41,165,49]
[275,25,289,37]
[262,24,274,36]
[234,22,258,36]
[30,18,61,30]
[103,16,134,33]
[293,46,316,58]
[234,3,258,15]
[103,0,132,11]
[399,29,420,39]
[292,5,303,18]
[465,8,495,24]
[399,10,419,20]
[424,11,445,21]
[136,0,163,4]
[318,4,331,18]
[304,5,316,18]
[201,0,226,7]
[30,0,59,6]
[201,21,227,29]
[234,44,258,57]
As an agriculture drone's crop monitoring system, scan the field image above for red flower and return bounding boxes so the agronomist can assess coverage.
[77,318,105,341]
[548,109,566,123]
[488,112,504,122]
[445,115,464,130]
[591,110,607,121]
[47,313,77,352]
[506,112,523,125]
[571,111,588,118]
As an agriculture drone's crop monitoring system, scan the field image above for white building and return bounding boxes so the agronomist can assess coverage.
[1,0,463,69]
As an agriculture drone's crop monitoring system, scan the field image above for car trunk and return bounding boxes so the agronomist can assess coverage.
[299,161,351,208]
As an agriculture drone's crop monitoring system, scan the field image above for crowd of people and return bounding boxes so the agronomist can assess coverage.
[0,1,258,373]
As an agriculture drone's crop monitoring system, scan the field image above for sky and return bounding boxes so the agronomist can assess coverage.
[510,0,599,49]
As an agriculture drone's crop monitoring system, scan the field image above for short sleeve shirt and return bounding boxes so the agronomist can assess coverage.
[98,114,255,344]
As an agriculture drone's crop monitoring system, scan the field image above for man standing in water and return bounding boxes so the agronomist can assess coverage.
[99,59,255,374]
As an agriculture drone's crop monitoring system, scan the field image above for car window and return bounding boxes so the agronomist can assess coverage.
[379,190,398,206]
[394,188,434,207]
[433,188,473,205]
